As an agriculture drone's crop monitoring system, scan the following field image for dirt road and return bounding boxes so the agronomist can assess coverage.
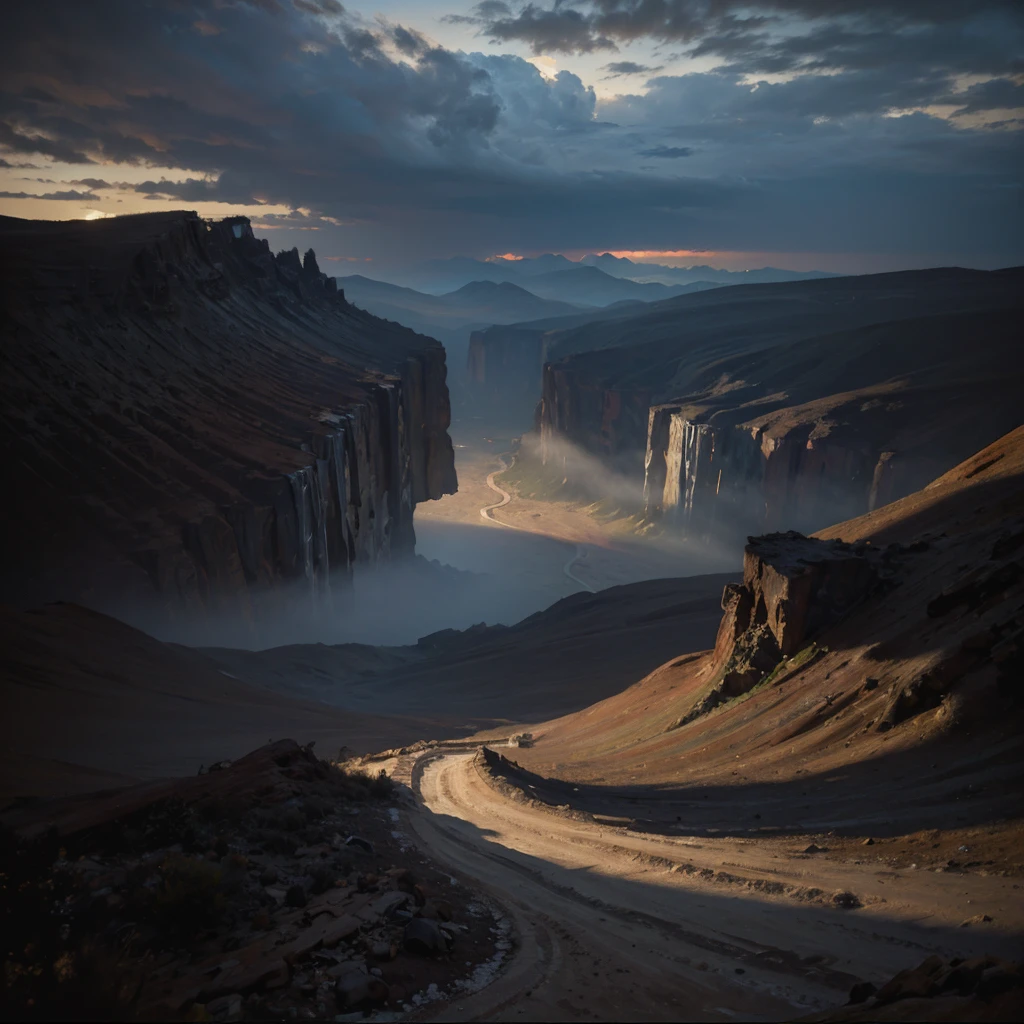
[480,454,595,594]
[392,749,1022,1022]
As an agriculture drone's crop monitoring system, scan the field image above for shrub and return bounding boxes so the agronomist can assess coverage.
[147,855,226,938]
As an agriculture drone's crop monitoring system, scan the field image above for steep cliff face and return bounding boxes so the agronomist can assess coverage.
[643,307,1023,541]
[538,361,653,475]
[465,301,650,430]
[466,325,547,424]
[0,212,456,616]
[530,268,1023,519]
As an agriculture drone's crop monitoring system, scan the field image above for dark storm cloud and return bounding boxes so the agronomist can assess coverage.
[463,0,1024,58]
[947,78,1024,116]
[601,61,663,77]
[0,188,97,200]
[452,2,616,54]
[463,2,1024,96]
[133,177,257,204]
[638,145,693,157]
[0,0,1020,266]
[0,121,95,164]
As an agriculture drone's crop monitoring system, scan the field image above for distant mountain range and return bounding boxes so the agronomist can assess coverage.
[335,275,583,337]
[387,252,840,295]
[508,266,719,306]
[337,266,722,340]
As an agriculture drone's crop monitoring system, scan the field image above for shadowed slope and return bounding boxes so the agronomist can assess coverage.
[508,427,1024,839]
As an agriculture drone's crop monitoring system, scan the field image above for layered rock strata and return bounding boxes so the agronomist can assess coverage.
[0,212,456,616]
[643,307,1023,540]
[525,268,1022,529]
[681,532,885,723]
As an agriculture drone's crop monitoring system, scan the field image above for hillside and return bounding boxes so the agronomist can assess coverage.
[0,572,732,802]
[394,252,837,294]
[507,426,1024,846]
[336,273,584,333]
[512,265,717,307]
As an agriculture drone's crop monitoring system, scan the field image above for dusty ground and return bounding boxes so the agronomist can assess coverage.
[379,747,1023,1022]
[377,429,1024,1022]
[415,437,732,597]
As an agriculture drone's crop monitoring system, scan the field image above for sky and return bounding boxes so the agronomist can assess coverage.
[1,0,1022,274]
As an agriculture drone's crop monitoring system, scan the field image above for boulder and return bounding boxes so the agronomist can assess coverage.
[403,918,450,955]
[335,970,390,1009]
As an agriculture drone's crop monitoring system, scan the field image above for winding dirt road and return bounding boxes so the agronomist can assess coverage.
[390,748,1021,1022]
[480,454,595,594]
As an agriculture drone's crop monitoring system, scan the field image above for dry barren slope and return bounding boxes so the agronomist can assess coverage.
[509,427,1024,844]
[0,571,734,803]
[0,603,473,803]
[200,572,735,721]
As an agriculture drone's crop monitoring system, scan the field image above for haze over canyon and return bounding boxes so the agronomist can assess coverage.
[1,2,1022,1022]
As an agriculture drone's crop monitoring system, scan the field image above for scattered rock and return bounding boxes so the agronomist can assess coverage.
[874,955,948,1005]
[959,912,993,927]
[831,890,861,909]
[861,837,875,846]
[418,899,455,922]
[404,917,451,955]
[335,970,390,1009]
[285,884,308,908]
[206,992,244,1021]
[942,955,998,995]
[977,962,1022,999]
[847,980,876,1004]
[803,844,828,854]
[278,914,361,964]
[345,836,374,855]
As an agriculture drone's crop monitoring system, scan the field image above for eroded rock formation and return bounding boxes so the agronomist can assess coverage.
[524,269,1023,533]
[0,212,456,616]
[642,307,1023,540]
[681,532,884,723]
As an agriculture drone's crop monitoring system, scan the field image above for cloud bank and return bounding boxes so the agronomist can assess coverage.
[0,0,1020,268]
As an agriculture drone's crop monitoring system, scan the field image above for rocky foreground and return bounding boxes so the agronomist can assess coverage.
[0,741,506,1021]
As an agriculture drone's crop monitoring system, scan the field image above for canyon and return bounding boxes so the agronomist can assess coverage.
[1,212,1022,1023]
[4,425,1022,1022]
[499,266,1023,540]
[0,212,457,624]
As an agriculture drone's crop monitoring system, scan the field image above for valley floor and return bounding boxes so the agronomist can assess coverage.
[415,433,732,600]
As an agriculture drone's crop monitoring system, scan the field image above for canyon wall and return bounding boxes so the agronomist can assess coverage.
[466,325,547,425]
[538,362,653,477]
[642,307,1023,541]
[0,212,456,618]
[526,270,1023,535]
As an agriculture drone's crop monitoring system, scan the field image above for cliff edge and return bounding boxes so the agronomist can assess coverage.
[0,212,457,617]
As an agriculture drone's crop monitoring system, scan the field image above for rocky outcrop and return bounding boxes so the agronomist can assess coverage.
[800,954,1024,1021]
[0,212,456,616]
[677,532,884,724]
[1,739,504,1021]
